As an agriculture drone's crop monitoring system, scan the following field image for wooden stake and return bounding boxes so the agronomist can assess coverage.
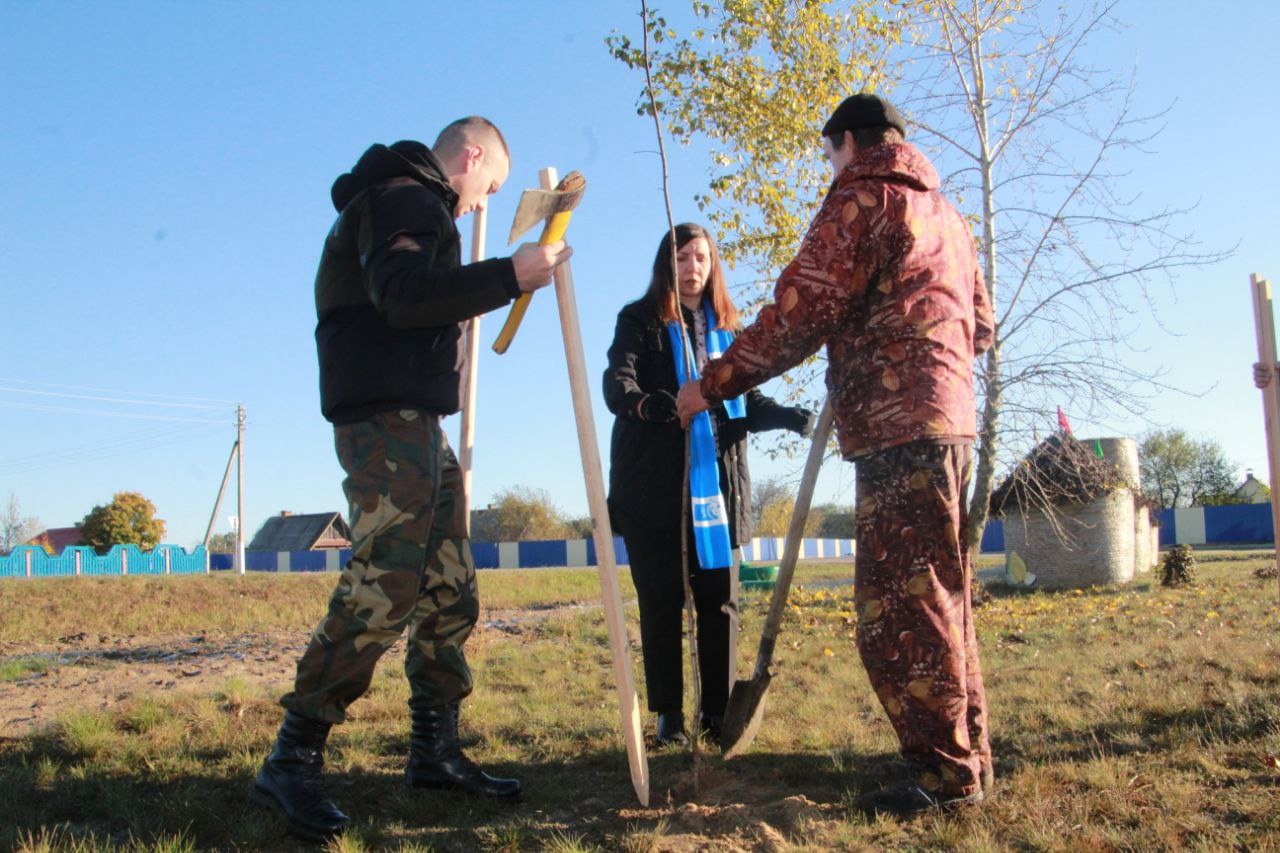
[1249,272,1280,600]
[459,205,487,535]
[542,166,650,805]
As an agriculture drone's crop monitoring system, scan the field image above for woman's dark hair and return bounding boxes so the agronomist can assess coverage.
[645,223,740,330]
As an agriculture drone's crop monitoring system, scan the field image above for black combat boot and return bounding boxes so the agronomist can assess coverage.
[251,711,351,841]
[698,713,723,746]
[861,782,984,817]
[655,711,689,747]
[405,703,521,798]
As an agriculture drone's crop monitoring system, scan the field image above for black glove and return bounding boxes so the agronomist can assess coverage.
[786,406,816,438]
[639,390,678,423]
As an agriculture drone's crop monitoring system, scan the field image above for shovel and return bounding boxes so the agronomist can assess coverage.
[721,398,835,758]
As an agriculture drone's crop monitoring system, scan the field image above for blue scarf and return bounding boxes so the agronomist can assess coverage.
[667,299,746,570]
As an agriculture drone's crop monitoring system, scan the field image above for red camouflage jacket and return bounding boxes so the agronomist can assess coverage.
[700,141,994,460]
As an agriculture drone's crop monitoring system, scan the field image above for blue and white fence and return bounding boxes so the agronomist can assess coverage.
[978,504,1274,552]
[0,544,209,578]
[1156,504,1272,546]
[9,504,1268,580]
[207,536,858,573]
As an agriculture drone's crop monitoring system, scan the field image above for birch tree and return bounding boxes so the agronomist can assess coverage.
[897,0,1227,555]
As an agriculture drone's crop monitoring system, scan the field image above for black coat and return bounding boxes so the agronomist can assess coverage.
[603,297,807,543]
[314,141,521,424]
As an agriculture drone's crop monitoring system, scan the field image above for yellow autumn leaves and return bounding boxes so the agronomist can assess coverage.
[780,575,1255,652]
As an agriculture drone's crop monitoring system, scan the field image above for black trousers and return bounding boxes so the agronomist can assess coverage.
[616,510,732,717]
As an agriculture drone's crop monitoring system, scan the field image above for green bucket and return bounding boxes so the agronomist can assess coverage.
[739,562,779,590]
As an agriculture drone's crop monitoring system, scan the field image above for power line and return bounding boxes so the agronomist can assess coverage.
[0,376,236,405]
[0,400,227,424]
[0,422,225,476]
[0,385,228,410]
[0,422,210,468]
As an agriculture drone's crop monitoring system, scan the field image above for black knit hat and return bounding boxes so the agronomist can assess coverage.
[822,93,906,138]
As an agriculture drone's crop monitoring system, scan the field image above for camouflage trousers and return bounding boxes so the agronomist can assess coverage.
[281,410,479,724]
[854,441,992,797]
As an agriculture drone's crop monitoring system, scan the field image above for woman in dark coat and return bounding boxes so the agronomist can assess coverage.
[603,223,812,745]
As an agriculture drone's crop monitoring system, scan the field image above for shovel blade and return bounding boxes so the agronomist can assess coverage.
[720,672,772,759]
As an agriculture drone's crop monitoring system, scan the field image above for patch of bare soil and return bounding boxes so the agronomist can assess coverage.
[0,607,588,735]
[0,631,307,734]
[610,769,841,851]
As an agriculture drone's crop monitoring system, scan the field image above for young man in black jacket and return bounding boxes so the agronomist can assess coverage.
[252,117,570,841]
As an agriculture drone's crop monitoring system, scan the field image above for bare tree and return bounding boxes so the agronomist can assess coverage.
[750,475,793,529]
[894,0,1229,556]
[1,492,41,554]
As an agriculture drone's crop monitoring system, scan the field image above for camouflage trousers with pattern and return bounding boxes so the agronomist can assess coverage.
[281,410,479,724]
[854,441,992,797]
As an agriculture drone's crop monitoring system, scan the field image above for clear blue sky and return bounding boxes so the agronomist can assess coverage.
[2,1,1276,547]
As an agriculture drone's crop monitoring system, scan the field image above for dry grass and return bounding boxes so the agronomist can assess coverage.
[1,552,1278,850]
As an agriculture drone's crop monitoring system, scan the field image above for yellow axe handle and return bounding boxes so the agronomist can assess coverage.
[492,207,575,354]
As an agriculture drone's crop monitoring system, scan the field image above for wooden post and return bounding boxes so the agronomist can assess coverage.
[236,403,246,575]
[459,206,487,535]
[542,167,649,805]
[203,440,238,550]
[1250,273,1280,599]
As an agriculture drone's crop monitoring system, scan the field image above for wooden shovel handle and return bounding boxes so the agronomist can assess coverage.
[542,166,649,805]
[754,398,835,674]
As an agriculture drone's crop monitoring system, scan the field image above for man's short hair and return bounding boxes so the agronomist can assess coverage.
[433,116,510,162]
[829,125,905,151]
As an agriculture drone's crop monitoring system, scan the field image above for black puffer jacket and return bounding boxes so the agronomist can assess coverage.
[314,141,521,424]
[604,296,810,541]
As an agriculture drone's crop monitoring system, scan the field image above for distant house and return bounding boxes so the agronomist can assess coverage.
[1233,472,1270,504]
[247,511,351,551]
[26,526,85,554]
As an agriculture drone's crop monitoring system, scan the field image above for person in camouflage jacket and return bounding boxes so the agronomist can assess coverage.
[678,94,995,816]
[251,118,570,842]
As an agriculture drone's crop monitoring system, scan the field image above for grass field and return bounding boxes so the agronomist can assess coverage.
[1,551,1278,850]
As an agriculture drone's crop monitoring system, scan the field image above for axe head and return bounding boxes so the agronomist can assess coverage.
[507,171,587,244]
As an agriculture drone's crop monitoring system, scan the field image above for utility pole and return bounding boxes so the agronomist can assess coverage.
[236,403,246,575]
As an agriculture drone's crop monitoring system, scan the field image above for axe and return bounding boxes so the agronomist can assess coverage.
[491,171,587,354]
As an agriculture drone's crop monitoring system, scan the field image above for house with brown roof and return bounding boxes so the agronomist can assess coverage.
[26,526,85,555]
[247,511,351,551]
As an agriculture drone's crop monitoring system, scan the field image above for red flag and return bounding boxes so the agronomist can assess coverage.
[1057,406,1072,435]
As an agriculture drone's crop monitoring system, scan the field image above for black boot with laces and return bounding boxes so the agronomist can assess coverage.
[251,711,351,841]
[405,703,521,798]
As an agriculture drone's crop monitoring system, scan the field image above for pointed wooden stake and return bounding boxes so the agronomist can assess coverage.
[541,166,650,805]
[1249,272,1280,601]
[459,205,487,535]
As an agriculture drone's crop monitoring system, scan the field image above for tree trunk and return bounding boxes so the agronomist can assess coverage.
[966,345,1002,564]
[965,47,1000,567]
